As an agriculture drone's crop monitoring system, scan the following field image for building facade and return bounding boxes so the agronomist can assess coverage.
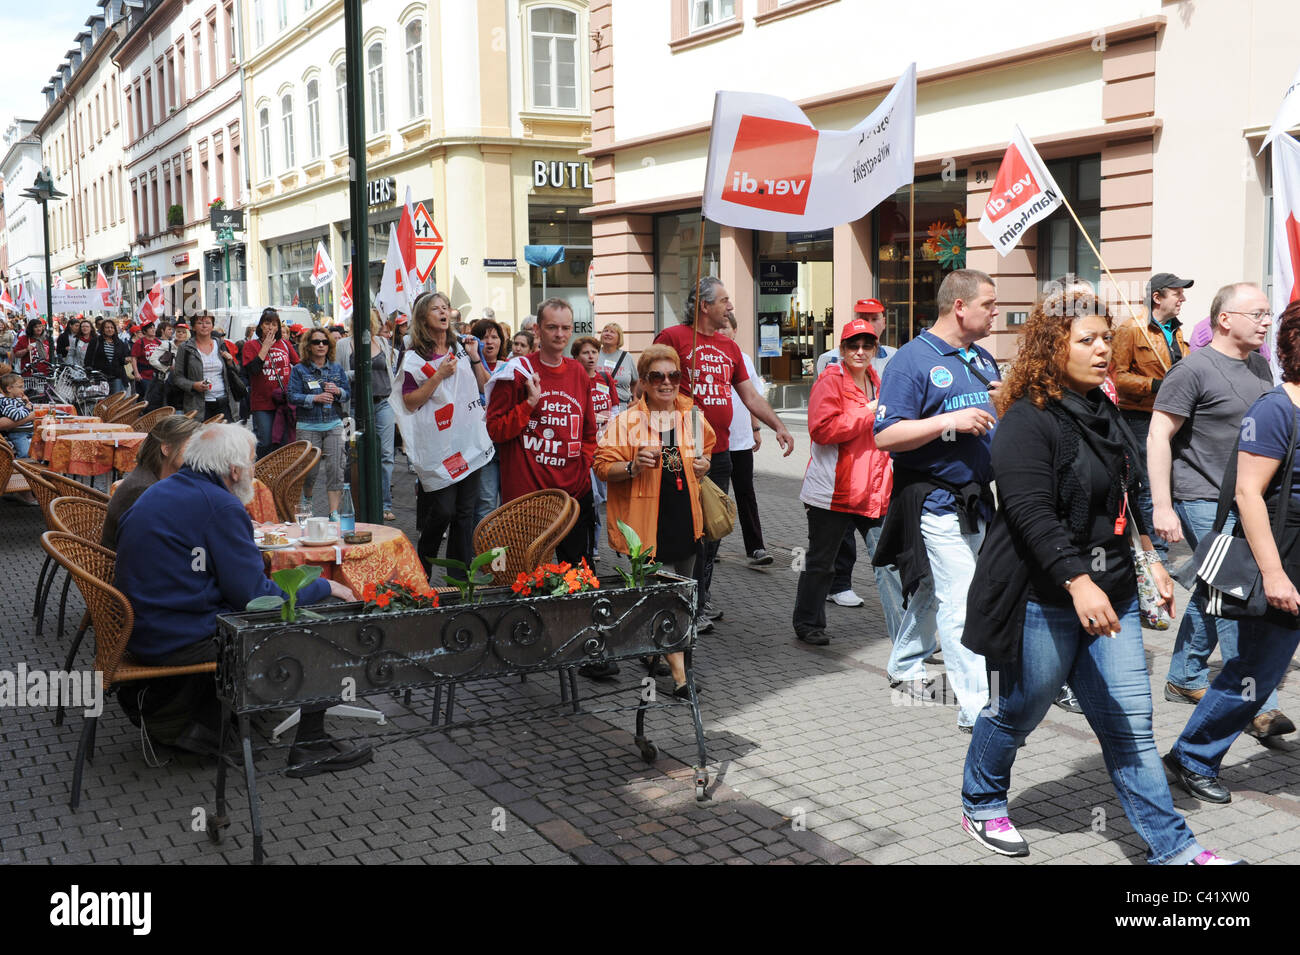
[37,0,133,305]
[2,120,48,300]
[241,0,592,332]
[113,0,248,317]
[585,0,1300,407]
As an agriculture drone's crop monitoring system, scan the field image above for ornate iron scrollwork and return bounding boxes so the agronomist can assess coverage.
[590,597,614,627]
[492,604,552,667]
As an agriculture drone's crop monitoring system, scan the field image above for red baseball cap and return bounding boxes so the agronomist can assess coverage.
[854,298,885,314]
[840,317,880,342]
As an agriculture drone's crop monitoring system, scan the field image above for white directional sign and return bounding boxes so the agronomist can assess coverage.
[412,203,444,282]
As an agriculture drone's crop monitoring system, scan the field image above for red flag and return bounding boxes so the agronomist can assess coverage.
[0,286,14,313]
[976,126,1064,256]
[135,280,164,326]
[397,187,419,291]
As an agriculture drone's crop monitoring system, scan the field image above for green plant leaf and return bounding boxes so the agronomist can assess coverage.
[443,574,468,588]
[246,595,284,612]
[429,557,469,573]
[469,548,503,573]
[298,609,324,620]
[615,566,633,588]
[617,520,642,554]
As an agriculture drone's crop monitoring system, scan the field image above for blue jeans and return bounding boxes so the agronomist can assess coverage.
[374,398,395,510]
[1171,614,1300,778]
[865,524,905,642]
[1122,411,1169,562]
[473,457,501,526]
[888,511,988,726]
[252,410,277,461]
[6,432,31,457]
[964,598,1204,865]
[1167,499,1280,710]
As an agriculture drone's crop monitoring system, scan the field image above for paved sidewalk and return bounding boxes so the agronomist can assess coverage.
[1,457,1298,864]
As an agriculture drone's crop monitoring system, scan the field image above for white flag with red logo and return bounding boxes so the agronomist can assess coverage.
[52,275,69,290]
[976,126,1063,256]
[95,265,115,308]
[376,223,412,318]
[340,265,354,321]
[135,280,164,326]
[1261,63,1300,154]
[396,187,421,292]
[701,64,915,232]
[23,280,40,316]
[310,241,334,292]
[1271,134,1300,357]
[0,286,15,313]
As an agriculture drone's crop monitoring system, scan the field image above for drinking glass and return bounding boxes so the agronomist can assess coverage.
[295,510,311,537]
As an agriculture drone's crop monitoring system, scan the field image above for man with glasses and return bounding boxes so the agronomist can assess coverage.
[1113,272,1194,562]
[1147,282,1295,740]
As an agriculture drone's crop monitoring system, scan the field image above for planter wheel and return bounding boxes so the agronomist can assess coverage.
[694,767,709,802]
[634,736,657,762]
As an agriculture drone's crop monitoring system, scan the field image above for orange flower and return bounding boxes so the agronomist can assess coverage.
[361,583,377,601]
[374,592,392,607]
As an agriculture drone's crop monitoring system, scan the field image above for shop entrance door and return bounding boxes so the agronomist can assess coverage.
[755,230,833,408]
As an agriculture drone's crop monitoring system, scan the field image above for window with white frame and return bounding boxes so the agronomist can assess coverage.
[277,0,288,31]
[254,0,264,46]
[691,0,736,30]
[335,63,347,148]
[405,20,425,118]
[529,6,578,110]
[306,78,321,159]
[281,94,295,168]
[258,106,271,178]
[366,42,385,135]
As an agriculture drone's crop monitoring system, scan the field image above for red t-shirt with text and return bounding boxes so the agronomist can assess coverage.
[242,338,300,412]
[653,323,749,452]
[487,356,597,502]
[131,338,161,379]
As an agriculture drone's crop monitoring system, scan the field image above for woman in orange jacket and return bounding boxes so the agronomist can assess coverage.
[594,343,715,697]
[793,317,897,646]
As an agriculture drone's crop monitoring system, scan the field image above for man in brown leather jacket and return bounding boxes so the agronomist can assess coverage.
[1112,271,1193,560]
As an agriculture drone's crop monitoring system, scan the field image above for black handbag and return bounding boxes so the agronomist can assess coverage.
[1192,407,1298,619]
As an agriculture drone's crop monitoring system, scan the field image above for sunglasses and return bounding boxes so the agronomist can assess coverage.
[308,338,329,345]
[646,370,682,385]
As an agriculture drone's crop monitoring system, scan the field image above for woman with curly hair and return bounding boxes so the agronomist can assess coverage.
[959,290,1237,865]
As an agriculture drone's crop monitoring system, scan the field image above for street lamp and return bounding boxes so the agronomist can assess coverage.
[21,167,66,322]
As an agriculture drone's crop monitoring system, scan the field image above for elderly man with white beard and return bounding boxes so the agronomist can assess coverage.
[115,424,369,773]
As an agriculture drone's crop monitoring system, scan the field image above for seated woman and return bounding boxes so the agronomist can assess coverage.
[594,344,714,695]
[102,414,202,549]
[960,290,1237,865]
[0,372,36,458]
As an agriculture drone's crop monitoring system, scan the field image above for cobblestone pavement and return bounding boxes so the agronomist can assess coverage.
[2,446,1298,865]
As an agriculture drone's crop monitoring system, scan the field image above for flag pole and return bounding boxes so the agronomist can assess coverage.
[908,180,915,339]
[691,215,705,390]
[1058,193,1168,373]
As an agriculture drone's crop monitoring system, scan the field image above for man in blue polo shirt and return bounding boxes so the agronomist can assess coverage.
[873,269,999,732]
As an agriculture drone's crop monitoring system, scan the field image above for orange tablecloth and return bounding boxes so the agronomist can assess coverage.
[47,431,147,477]
[261,522,424,593]
[245,479,277,523]
[31,421,127,462]
[31,404,77,418]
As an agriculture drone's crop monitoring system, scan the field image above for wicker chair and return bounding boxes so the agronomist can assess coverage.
[0,438,30,496]
[107,401,145,426]
[255,440,309,509]
[15,461,62,633]
[473,489,579,586]
[134,406,177,434]
[94,392,130,418]
[44,470,110,505]
[41,532,218,809]
[205,413,226,425]
[49,496,111,644]
[274,444,319,522]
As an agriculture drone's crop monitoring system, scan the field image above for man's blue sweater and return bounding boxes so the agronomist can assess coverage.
[115,466,331,661]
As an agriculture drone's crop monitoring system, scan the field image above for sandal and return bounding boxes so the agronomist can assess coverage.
[384,510,396,521]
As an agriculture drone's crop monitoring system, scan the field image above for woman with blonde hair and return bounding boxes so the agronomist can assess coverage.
[595,343,715,694]
[597,321,637,406]
[288,325,349,516]
[959,289,1235,865]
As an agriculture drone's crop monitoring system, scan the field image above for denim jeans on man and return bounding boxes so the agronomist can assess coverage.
[887,511,988,726]
[1167,498,1279,711]
[963,598,1205,864]
[1171,613,1300,779]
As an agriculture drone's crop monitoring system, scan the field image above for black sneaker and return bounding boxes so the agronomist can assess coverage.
[748,549,774,567]
[796,630,830,646]
[578,661,621,680]
[286,736,374,778]
[701,602,723,621]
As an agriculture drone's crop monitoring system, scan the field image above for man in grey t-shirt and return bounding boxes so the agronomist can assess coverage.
[1148,281,1292,739]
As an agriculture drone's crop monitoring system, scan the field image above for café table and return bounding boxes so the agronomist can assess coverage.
[46,430,147,478]
[30,404,78,418]
[30,421,128,462]
[258,521,425,594]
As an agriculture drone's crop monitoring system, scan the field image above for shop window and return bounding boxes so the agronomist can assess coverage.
[654,212,720,332]
[266,236,331,312]
[529,6,578,110]
[756,229,833,381]
[528,202,594,328]
[874,173,970,346]
[1036,155,1101,295]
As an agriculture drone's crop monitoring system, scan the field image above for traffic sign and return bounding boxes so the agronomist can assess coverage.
[412,203,444,282]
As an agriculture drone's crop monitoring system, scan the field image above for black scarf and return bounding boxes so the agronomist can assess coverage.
[1047,389,1146,537]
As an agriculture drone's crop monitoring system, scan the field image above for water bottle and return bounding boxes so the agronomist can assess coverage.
[339,485,356,535]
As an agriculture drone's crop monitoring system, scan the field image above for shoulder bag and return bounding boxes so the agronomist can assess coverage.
[1191,403,1299,619]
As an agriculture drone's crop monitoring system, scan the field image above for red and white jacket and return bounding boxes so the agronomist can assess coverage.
[799,362,892,516]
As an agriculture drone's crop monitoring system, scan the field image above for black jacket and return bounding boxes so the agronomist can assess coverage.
[963,395,1147,663]
[86,334,130,383]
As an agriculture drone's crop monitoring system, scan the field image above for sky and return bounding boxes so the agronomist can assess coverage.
[0,5,102,129]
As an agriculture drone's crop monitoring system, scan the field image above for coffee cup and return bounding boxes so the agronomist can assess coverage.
[304,517,332,542]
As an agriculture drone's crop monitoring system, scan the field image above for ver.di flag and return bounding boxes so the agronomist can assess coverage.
[1260,62,1300,154]
[1269,134,1300,371]
[339,265,353,321]
[375,223,412,317]
[310,241,334,291]
[701,63,916,232]
[976,125,1064,256]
